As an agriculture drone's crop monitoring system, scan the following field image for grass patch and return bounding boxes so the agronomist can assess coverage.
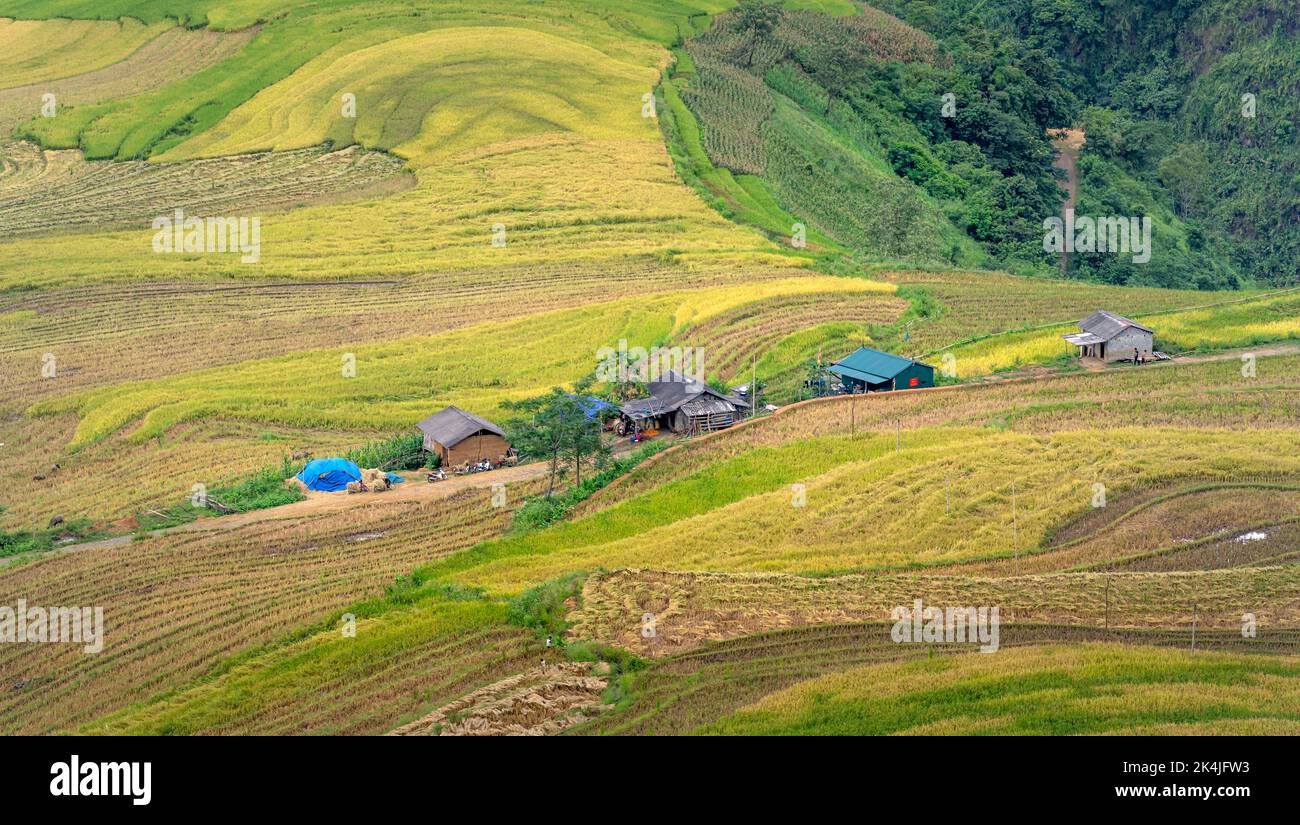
[697,643,1300,735]
[136,431,429,531]
[510,441,667,532]
[0,516,104,559]
[506,571,590,641]
[136,456,307,531]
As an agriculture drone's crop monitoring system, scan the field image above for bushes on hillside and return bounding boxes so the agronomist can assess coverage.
[510,441,666,532]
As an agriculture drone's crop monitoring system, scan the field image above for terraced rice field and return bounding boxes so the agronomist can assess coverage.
[5,267,1289,528]
[0,258,807,400]
[580,353,1300,511]
[446,429,1300,591]
[0,414,383,529]
[7,346,1297,735]
[0,274,874,526]
[0,24,254,136]
[84,600,539,736]
[0,16,171,88]
[877,269,1262,358]
[941,288,1300,376]
[0,483,535,734]
[1,0,1297,739]
[0,141,412,237]
[952,482,1300,576]
[0,1,1291,545]
[30,278,891,451]
[414,355,1300,594]
[0,137,786,289]
[675,289,908,383]
[571,626,1300,736]
[168,26,655,164]
[569,567,1300,658]
[0,1,790,290]
[695,642,1300,735]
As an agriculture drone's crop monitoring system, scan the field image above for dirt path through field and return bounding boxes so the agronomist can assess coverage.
[6,462,548,566]
[1048,127,1085,272]
[215,461,548,526]
[976,341,1300,384]
[15,343,1296,568]
[1172,342,1300,363]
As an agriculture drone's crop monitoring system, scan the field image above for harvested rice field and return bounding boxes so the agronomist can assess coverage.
[2,0,1297,753]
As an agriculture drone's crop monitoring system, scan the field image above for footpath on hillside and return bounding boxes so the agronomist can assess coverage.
[972,341,1300,383]
[6,462,548,566]
[20,342,1299,565]
[1047,126,1084,273]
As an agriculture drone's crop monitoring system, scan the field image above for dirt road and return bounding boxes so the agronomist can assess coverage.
[14,343,1297,567]
[1169,342,1300,364]
[207,462,548,527]
[979,341,1300,383]
[7,462,548,566]
[1048,126,1085,273]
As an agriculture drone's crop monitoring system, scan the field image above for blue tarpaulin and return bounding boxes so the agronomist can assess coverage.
[296,458,362,492]
[569,394,615,419]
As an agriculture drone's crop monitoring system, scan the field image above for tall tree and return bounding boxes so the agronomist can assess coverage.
[736,0,782,66]
[561,375,611,488]
[504,375,609,497]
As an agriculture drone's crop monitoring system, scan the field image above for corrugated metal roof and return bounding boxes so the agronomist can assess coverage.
[1079,310,1154,341]
[415,406,505,447]
[1063,332,1105,345]
[621,372,746,419]
[830,347,930,381]
[621,397,672,421]
[828,363,892,385]
[681,397,737,417]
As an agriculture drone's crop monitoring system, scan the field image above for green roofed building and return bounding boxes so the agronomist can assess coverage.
[827,347,935,393]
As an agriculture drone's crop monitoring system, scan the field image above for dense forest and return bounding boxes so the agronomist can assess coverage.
[669,0,1298,289]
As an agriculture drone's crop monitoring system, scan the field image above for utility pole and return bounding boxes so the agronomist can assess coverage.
[1012,480,1019,577]
[945,473,950,515]
[850,395,856,436]
[751,356,757,420]
[895,419,900,452]
[1191,600,1197,654]
[1104,576,1111,631]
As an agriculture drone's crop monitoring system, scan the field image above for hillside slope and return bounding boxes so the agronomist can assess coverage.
[671,0,1298,288]
[1,1,1297,738]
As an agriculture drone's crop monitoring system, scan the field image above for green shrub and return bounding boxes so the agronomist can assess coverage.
[510,441,666,532]
[0,517,102,559]
[506,572,589,639]
[344,433,427,471]
[383,575,484,607]
[564,640,645,671]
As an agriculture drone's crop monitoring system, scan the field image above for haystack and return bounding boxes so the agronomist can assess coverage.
[361,468,392,491]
